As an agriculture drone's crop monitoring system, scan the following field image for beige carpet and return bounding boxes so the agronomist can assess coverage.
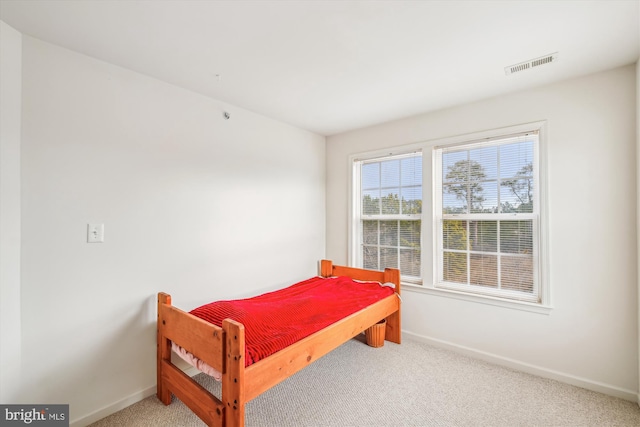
[90,336,640,426]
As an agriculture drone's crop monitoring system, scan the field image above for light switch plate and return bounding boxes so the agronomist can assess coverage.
[87,223,104,243]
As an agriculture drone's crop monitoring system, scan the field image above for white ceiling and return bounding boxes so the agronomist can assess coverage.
[1,0,639,136]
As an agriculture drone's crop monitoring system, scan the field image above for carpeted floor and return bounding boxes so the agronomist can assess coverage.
[89,336,640,426]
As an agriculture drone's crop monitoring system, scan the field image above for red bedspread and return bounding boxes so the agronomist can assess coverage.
[189,275,394,366]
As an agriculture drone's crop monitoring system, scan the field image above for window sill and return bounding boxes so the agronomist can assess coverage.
[401,282,553,314]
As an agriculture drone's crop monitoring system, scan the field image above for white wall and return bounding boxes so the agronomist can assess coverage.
[17,36,325,425]
[327,65,638,400]
[0,20,22,403]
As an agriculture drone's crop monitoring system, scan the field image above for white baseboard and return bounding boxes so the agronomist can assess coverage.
[69,365,200,427]
[404,331,638,402]
[69,385,157,427]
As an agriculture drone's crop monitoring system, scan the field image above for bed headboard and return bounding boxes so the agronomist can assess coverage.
[320,259,400,291]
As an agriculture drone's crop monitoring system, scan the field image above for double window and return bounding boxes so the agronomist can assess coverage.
[351,123,548,309]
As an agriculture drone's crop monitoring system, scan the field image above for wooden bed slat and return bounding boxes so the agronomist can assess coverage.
[161,359,224,426]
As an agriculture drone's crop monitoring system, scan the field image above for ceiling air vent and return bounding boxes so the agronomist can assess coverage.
[505,52,558,75]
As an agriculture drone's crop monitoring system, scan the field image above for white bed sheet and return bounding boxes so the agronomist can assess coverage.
[172,342,222,381]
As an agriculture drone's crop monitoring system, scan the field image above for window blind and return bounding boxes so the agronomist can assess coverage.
[358,151,422,282]
[435,131,539,302]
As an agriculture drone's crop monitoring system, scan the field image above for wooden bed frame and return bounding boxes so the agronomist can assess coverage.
[157,260,401,427]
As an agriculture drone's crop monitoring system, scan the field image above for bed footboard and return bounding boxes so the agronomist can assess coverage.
[157,293,246,426]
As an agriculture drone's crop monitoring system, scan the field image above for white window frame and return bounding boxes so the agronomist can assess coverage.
[350,149,423,284]
[349,122,550,314]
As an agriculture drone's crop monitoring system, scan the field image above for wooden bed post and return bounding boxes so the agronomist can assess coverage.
[157,292,172,405]
[383,268,402,344]
[384,268,402,344]
[320,259,333,277]
[222,319,246,427]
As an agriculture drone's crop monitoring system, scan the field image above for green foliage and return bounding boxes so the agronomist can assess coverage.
[381,193,400,214]
[403,198,422,214]
[443,159,533,213]
[443,252,467,283]
[362,219,421,277]
[443,220,467,250]
[362,193,421,215]
[500,163,533,213]
[445,159,486,212]
[362,194,379,215]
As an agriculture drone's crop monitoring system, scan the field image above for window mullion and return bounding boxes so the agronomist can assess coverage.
[466,220,470,285]
[377,220,381,271]
[497,219,502,290]
[497,144,502,212]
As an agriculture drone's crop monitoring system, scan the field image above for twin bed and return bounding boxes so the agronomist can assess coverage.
[157,260,402,427]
